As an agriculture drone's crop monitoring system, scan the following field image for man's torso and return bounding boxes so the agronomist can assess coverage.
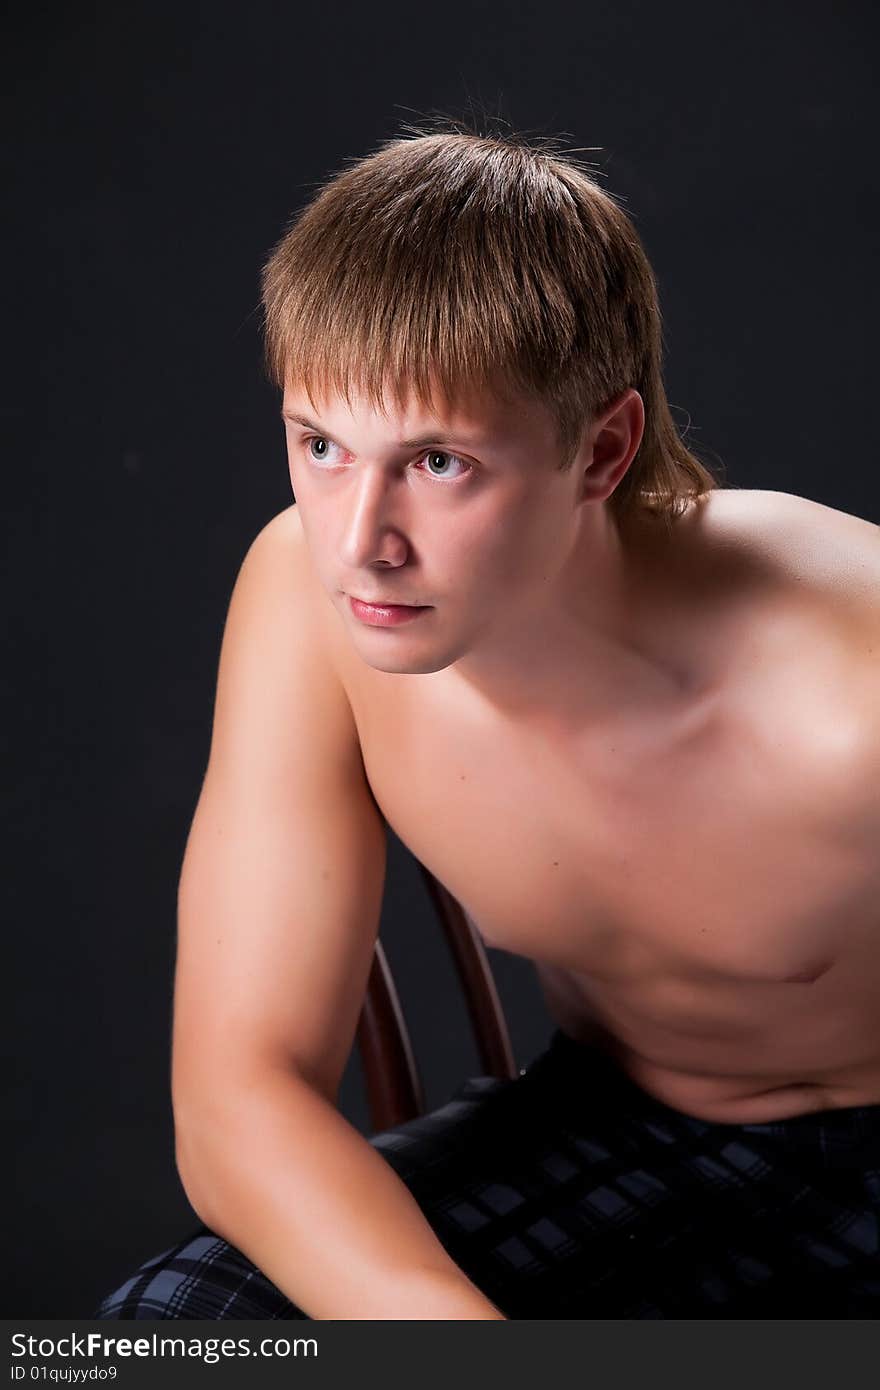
[287,488,879,1123]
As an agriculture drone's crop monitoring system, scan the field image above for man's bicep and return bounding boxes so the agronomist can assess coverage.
[174,765,386,1100]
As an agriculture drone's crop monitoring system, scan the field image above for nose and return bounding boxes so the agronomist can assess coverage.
[339,466,408,570]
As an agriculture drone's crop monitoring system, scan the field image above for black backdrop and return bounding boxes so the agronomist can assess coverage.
[4,0,877,1318]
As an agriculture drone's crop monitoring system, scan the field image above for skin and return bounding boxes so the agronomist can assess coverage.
[280,378,880,1124]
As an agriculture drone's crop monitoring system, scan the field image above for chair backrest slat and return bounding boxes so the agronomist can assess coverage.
[355,939,425,1132]
[415,863,517,1082]
[356,864,517,1133]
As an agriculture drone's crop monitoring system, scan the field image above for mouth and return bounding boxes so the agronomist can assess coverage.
[347,594,431,627]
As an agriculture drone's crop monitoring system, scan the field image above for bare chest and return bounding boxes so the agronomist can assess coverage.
[355,665,871,969]
[343,658,880,1118]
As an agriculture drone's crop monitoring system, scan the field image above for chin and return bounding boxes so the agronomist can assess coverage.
[353,638,458,677]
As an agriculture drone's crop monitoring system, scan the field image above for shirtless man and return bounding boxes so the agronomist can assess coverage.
[95,125,880,1320]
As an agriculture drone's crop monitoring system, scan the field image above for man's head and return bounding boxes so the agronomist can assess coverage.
[261,121,721,677]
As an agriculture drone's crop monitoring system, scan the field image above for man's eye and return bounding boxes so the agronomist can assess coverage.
[419,451,470,481]
[305,436,340,463]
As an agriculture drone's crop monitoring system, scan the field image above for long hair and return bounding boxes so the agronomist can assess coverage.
[261,119,724,527]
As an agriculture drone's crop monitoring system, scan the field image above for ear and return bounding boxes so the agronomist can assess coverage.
[577,389,645,503]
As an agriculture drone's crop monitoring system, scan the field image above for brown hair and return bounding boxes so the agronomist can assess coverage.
[260,117,724,527]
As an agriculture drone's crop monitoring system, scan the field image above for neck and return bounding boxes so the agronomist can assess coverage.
[450,504,690,731]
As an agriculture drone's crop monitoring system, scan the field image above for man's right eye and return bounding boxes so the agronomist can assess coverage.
[304,436,341,463]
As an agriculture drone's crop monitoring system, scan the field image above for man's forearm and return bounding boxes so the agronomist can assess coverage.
[175,1067,506,1319]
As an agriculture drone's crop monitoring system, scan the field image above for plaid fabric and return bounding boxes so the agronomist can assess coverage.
[94,1028,880,1319]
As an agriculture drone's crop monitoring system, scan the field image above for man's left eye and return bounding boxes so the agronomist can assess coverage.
[420,451,470,480]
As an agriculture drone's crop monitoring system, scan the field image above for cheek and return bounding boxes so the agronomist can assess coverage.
[473,501,561,584]
[456,534,540,609]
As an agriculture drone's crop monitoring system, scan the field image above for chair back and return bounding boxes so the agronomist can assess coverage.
[355,862,518,1132]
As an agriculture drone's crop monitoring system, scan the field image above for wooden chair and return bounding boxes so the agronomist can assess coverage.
[355,862,519,1133]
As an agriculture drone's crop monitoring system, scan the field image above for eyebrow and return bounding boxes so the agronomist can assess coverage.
[280,409,484,452]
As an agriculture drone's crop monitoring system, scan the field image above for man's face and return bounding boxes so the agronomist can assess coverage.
[281,380,588,675]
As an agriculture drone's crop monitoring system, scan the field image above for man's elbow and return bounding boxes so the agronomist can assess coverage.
[174,1116,215,1227]
[171,1079,229,1229]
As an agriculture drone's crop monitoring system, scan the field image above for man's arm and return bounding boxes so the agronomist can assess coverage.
[171,507,504,1320]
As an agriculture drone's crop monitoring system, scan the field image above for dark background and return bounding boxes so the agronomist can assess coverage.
[4,0,877,1318]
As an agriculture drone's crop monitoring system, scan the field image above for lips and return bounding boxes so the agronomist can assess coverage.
[348,594,430,627]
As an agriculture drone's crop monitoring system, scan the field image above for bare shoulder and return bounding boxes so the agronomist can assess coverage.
[248,499,308,574]
[701,487,879,613]
[239,502,367,738]
[214,501,357,763]
[242,502,329,644]
[699,488,879,795]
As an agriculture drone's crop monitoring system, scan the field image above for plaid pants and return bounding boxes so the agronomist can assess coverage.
[94,1029,880,1318]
